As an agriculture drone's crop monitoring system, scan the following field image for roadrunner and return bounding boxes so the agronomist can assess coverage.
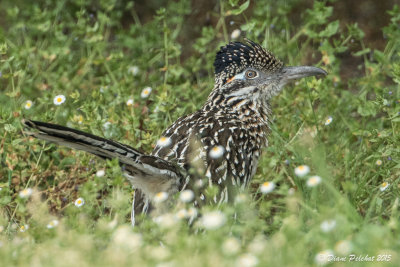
[23,39,326,225]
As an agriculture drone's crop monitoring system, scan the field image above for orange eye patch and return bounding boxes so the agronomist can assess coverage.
[226,77,235,84]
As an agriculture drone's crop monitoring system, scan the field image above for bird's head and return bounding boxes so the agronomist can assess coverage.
[213,39,327,101]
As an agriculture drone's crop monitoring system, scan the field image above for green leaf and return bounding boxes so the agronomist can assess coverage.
[231,0,250,15]
[0,196,11,205]
[4,124,16,133]
[319,20,339,37]
[353,48,371,57]
[357,101,377,117]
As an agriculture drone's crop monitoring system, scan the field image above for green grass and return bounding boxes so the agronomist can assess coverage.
[1,0,400,266]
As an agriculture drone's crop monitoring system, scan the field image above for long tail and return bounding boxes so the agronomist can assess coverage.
[22,119,183,197]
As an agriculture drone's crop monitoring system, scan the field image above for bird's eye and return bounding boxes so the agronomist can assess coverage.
[245,70,257,79]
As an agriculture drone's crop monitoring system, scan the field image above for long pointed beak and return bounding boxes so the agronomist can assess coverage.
[281,66,327,82]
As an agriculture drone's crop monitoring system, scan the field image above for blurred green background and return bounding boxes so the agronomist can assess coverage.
[0,0,400,266]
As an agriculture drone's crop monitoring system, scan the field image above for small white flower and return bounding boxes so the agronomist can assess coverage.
[175,209,188,220]
[324,116,333,126]
[194,179,204,188]
[380,182,389,192]
[153,192,169,203]
[222,237,240,255]
[113,225,142,250]
[260,181,275,194]
[294,165,310,177]
[103,121,112,129]
[209,145,225,159]
[96,170,105,177]
[376,159,383,166]
[157,136,172,147]
[74,197,85,207]
[288,188,296,195]
[179,190,194,203]
[234,193,247,204]
[248,236,266,254]
[307,175,322,187]
[335,240,352,255]
[237,253,258,267]
[128,66,139,76]
[141,87,152,98]
[315,250,334,265]
[126,98,134,106]
[187,207,198,220]
[320,219,336,232]
[53,95,66,105]
[0,225,4,233]
[19,224,29,232]
[24,100,33,110]
[153,213,176,229]
[46,219,59,229]
[19,188,33,198]
[231,29,241,40]
[149,246,170,261]
[200,211,226,230]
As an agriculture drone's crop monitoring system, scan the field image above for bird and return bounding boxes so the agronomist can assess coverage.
[23,39,327,225]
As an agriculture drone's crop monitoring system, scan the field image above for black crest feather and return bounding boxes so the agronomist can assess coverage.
[213,39,283,87]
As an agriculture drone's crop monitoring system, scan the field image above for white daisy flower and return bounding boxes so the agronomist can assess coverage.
[237,253,258,267]
[46,219,59,229]
[320,219,336,232]
[113,225,142,250]
[194,179,204,188]
[19,188,33,199]
[187,207,198,220]
[315,250,334,265]
[307,175,322,187]
[200,211,226,230]
[324,116,333,126]
[24,100,33,110]
[222,237,240,255]
[209,145,225,159]
[153,192,168,203]
[103,121,112,129]
[157,136,172,147]
[335,240,352,255]
[288,188,295,195]
[248,236,266,254]
[380,182,389,192]
[294,165,310,177]
[234,193,247,204]
[260,181,275,194]
[175,209,188,220]
[376,159,383,166]
[74,197,85,207]
[126,98,134,106]
[231,29,241,40]
[19,224,29,232]
[96,170,105,177]
[179,190,194,203]
[53,95,66,105]
[128,66,139,76]
[153,213,176,229]
[141,87,152,98]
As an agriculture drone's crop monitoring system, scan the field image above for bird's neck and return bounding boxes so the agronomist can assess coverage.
[203,88,270,126]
